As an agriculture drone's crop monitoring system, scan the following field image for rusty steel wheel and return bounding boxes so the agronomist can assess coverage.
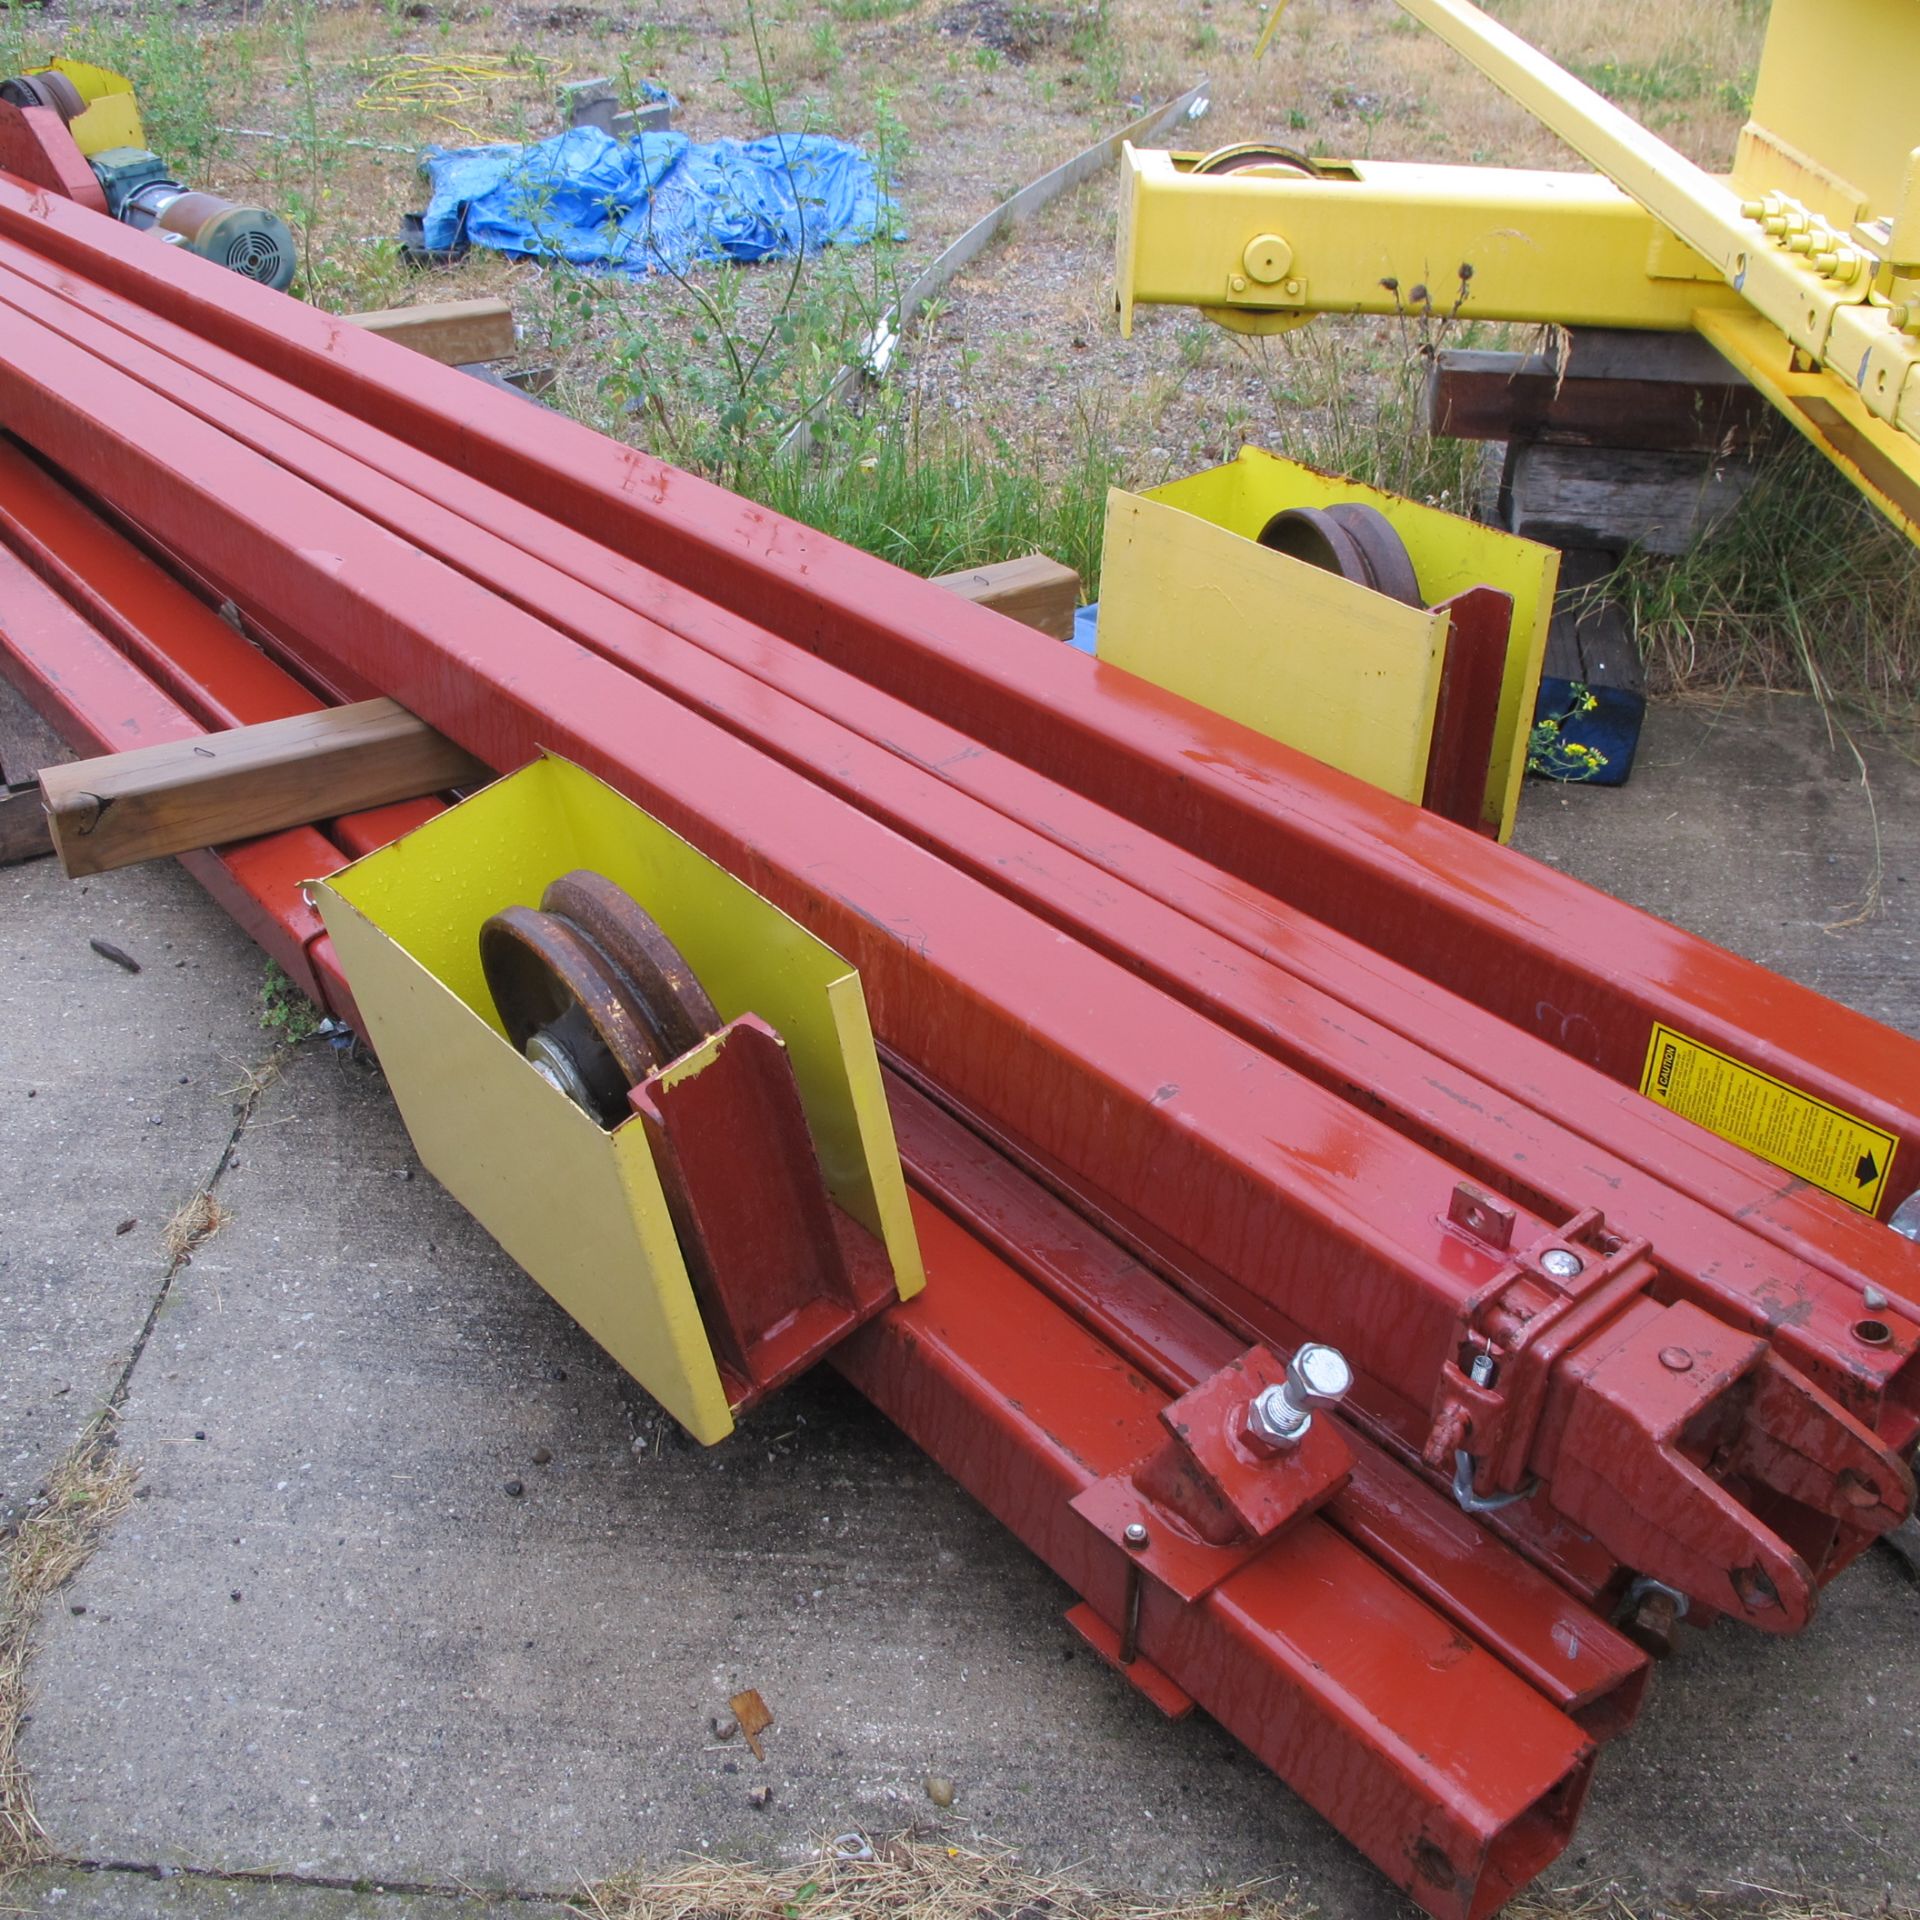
[479,870,722,1126]
[1188,142,1323,178]
[540,870,721,1062]
[1255,502,1425,609]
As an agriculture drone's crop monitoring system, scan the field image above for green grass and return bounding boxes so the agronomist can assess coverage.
[754,405,1121,590]
[1617,440,1920,718]
[258,960,322,1043]
[1236,317,1487,516]
[1567,54,1753,121]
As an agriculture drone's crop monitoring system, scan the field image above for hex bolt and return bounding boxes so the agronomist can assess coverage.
[1244,1343,1353,1453]
[1288,1342,1355,1407]
[1539,1247,1585,1280]
[1123,1521,1150,1549]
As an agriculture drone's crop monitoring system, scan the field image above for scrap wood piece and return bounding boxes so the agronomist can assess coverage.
[780,77,1210,456]
[1428,329,1773,453]
[931,553,1079,639]
[38,695,488,880]
[345,296,517,366]
[0,780,52,865]
[729,1687,773,1761]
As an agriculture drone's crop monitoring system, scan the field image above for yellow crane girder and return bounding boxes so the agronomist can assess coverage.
[1118,0,1920,543]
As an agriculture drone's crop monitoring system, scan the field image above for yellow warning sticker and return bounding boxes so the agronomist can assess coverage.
[1639,1023,1897,1215]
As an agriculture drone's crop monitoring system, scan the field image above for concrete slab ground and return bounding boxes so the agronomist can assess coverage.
[4,689,1918,1917]
[0,838,268,1536]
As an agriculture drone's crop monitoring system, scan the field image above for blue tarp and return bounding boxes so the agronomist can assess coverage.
[419,127,892,274]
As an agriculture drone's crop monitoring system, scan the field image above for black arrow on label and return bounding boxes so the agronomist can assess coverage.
[1856,1151,1881,1187]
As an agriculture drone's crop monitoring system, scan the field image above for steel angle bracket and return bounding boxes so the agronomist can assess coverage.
[1069,1347,1354,1711]
[312,753,922,1444]
[1075,1346,1356,1604]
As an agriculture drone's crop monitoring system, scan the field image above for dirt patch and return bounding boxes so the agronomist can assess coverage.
[935,0,1085,63]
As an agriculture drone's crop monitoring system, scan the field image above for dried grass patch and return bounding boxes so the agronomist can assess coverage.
[583,1834,1299,1920]
[583,1837,1912,1920]
[160,1189,225,1266]
[0,1429,138,1876]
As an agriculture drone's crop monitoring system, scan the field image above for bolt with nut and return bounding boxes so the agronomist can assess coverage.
[1243,1343,1354,1453]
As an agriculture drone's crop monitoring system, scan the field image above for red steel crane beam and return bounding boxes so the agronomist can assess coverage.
[2,260,1914,1487]
[3,180,1916,1217]
[0,486,1645,1719]
[0,307,1905,1636]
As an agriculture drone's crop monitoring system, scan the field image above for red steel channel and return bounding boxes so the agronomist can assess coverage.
[0,545,1634,1920]
[3,182,1916,1213]
[0,312,1908,1632]
[2,257,1916,1472]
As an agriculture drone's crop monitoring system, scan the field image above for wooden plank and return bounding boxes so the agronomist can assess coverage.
[0,782,52,866]
[931,553,1080,639]
[344,298,516,367]
[1507,443,1760,555]
[1429,345,1773,452]
[38,696,487,879]
[1097,489,1448,804]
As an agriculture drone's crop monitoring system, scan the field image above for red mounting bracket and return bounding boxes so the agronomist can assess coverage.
[1430,1190,1653,1495]
[629,1012,898,1413]
[1072,1346,1355,1605]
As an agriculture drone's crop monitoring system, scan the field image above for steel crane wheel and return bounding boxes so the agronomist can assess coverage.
[1189,142,1324,178]
[479,871,723,1126]
[1255,501,1425,608]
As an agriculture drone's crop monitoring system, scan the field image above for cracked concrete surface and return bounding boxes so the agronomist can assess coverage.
[3,689,1919,1917]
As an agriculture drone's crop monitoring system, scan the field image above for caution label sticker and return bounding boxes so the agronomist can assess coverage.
[1639,1023,1897,1214]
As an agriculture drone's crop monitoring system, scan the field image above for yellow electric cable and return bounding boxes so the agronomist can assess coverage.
[355,52,573,143]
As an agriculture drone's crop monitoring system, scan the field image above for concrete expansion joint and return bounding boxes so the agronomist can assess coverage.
[61,1856,573,1905]
[102,1043,290,1421]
